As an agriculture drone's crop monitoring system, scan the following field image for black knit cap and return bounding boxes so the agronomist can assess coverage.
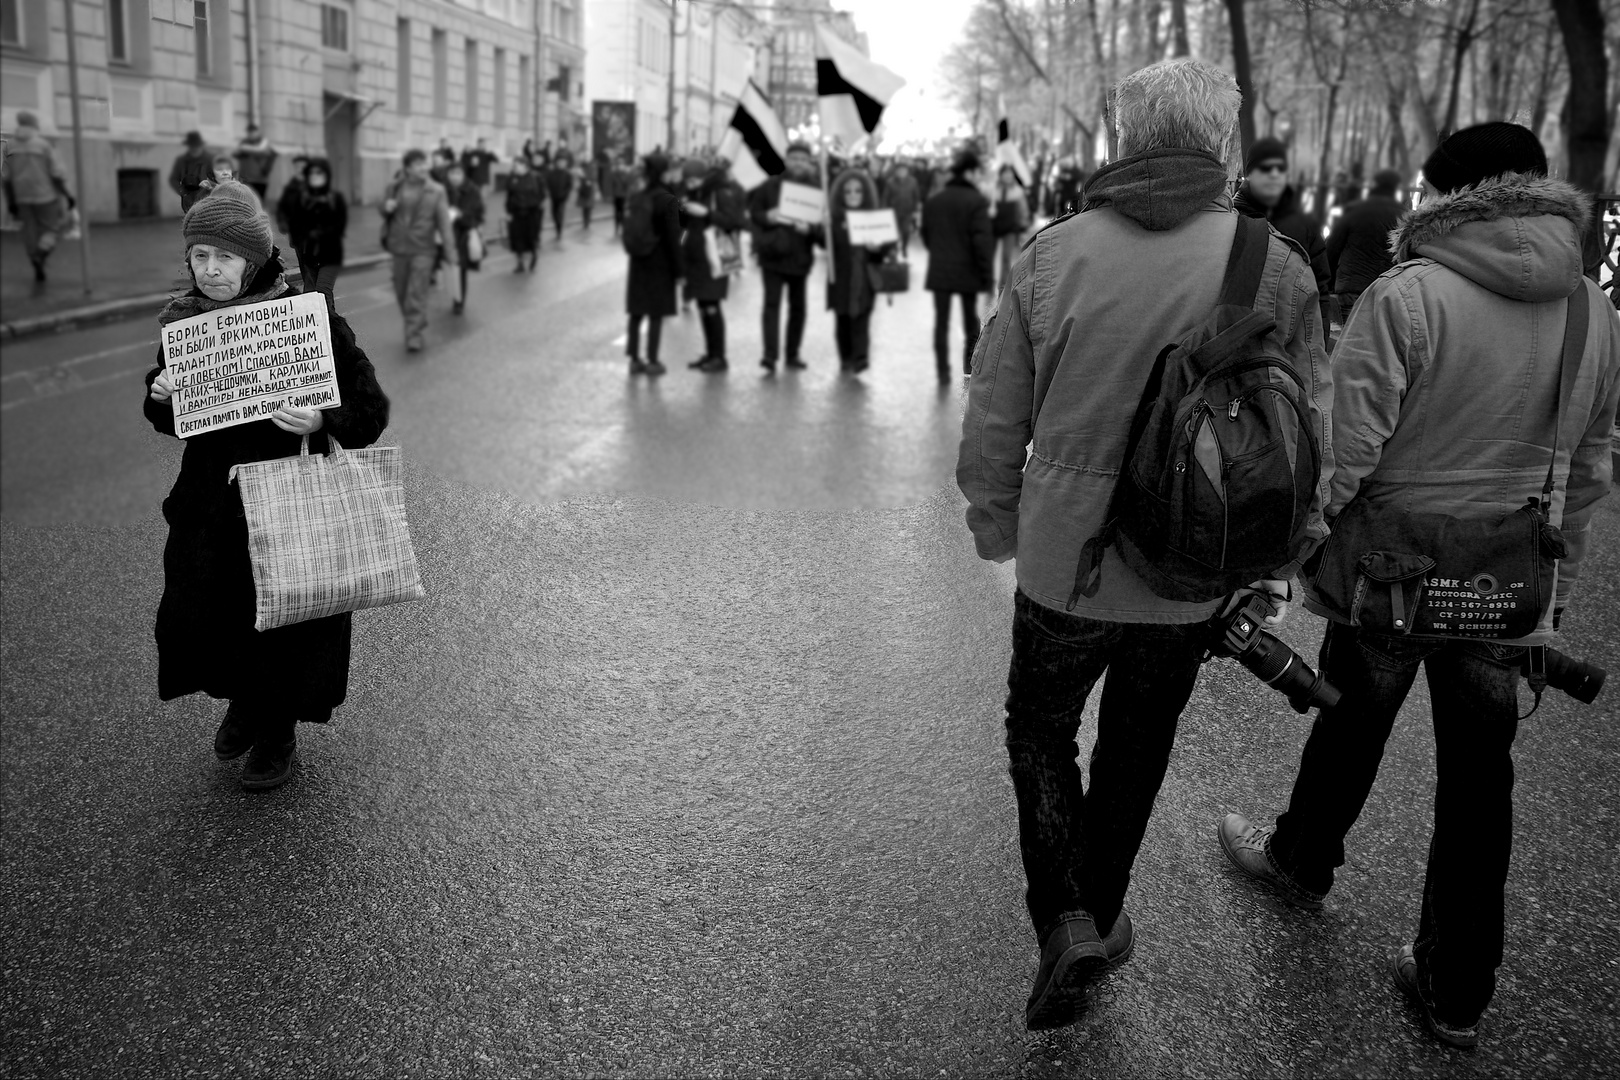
[1244,136,1287,174]
[1422,121,1546,194]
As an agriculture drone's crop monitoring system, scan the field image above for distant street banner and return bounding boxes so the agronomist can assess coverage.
[845,208,900,246]
[164,292,339,438]
[592,101,636,164]
[776,181,826,226]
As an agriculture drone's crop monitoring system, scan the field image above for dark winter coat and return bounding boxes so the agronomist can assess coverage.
[748,175,824,277]
[460,147,498,187]
[445,181,485,263]
[142,254,390,716]
[921,177,994,294]
[825,169,893,317]
[681,173,747,304]
[287,159,348,267]
[505,172,544,255]
[1236,184,1334,328]
[882,172,921,224]
[1325,192,1404,298]
[546,167,574,205]
[626,183,683,317]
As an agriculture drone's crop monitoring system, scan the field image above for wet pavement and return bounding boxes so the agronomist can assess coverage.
[2,225,1618,1077]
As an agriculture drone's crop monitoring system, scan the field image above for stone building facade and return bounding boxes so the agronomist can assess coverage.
[0,0,585,221]
[763,0,864,135]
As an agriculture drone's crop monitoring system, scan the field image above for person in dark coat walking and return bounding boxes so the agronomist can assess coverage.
[1325,167,1405,322]
[143,183,390,792]
[546,160,575,240]
[505,156,544,272]
[607,156,635,235]
[1235,137,1334,330]
[443,162,485,315]
[922,145,995,382]
[826,167,894,374]
[681,160,747,373]
[624,154,683,375]
[460,137,498,190]
[281,156,347,297]
[169,131,214,213]
[882,161,921,256]
[748,141,824,372]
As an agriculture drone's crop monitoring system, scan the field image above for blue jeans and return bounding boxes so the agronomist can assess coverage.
[1270,622,1522,1026]
[1004,589,1207,944]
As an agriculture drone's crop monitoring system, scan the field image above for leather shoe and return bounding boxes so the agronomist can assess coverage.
[1218,813,1326,910]
[1025,909,1137,1031]
[1393,945,1480,1049]
[241,739,295,792]
[214,702,255,761]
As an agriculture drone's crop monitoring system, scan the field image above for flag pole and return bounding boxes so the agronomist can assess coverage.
[820,131,834,285]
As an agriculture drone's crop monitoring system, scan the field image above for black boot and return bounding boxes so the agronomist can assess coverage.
[214,701,256,761]
[241,714,297,792]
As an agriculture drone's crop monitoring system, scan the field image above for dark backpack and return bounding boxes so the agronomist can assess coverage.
[621,190,660,257]
[1070,216,1319,607]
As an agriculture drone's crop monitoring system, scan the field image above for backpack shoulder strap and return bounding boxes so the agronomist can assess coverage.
[1541,283,1591,508]
[1217,215,1270,309]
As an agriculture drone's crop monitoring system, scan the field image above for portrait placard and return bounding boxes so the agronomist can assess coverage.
[163,292,340,438]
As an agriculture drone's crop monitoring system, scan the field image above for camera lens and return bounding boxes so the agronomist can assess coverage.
[1542,648,1606,704]
[1236,632,1343,714]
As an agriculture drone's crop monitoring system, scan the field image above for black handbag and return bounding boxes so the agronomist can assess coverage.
[867,258,910,294]
[1306,286,1589,640]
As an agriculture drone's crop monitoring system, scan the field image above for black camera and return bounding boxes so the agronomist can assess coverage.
[1524,646,1606,704]
[1206,590,1342,714]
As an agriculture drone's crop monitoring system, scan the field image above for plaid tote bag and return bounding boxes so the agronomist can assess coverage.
[229,435,426,631]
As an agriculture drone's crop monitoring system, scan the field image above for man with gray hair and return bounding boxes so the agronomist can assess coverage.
[957,58,1332,1031]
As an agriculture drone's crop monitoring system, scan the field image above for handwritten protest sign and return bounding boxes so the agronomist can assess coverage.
[845,208,900,246]
[776,181,826,226]
[163,292,339,438]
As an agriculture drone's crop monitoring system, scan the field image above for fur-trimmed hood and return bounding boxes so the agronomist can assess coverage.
[1390,173,1587,302]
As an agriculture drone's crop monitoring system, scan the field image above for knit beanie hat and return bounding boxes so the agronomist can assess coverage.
[1244,136,1288,174]
[1421,121,1546,194]
[682,158,709,180]
[182,181,274,267]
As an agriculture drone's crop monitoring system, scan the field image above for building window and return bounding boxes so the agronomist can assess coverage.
[518,53,530,130]
[321,4,348,52]
[555,63,569,104]
[432,28,447,118]
[552,0,573,43]
[1,0,22,46]
[493,48,506,128]
[106,0,128,61]
[464,38,478,123]
[396,18,410,114]
[194,0,210,77]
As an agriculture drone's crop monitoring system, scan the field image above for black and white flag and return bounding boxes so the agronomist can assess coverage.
[815,25,905,147]
[719,80,788,191]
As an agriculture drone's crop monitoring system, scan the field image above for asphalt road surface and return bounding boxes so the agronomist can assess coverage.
[2,226,1617,1078]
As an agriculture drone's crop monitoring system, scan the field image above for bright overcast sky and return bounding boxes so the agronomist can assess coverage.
[834,0,977,146]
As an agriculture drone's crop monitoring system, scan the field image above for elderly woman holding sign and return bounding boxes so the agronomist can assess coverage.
[143,182,390,792]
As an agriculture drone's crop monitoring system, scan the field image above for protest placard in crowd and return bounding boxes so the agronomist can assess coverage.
[845,208,900,246]
[163,293,339,438]
[777,181,826,226]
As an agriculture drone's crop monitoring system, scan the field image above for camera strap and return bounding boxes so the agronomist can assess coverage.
[1540,285,1590,513]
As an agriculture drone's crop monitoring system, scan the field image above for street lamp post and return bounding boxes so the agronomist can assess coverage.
[61,0,93,296]
[666,0,679,152]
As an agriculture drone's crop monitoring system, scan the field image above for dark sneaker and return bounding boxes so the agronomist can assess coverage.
[784,357,807,370]
[760,357,777,373]
[1393,945,1480,1049]
[1217,813,1325,911]
[687,355,712,369]
[645,359,668,376]
[1026,911,1108,1031]
[241,739,295,792]
[628,358,650,375]
[695,356,728,373]
[214,702,256,761]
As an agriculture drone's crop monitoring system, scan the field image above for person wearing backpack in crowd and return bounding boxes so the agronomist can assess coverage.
[1218,122,1620,1052]
[546,156,575,241]
[622,153,682,376]
[1236,136,1334,333]
[958,58,1332,1034]
[142,182,390,792]
[748,141,823,373]
[1325,168,1404,324]
[381,149,456,353]
[170,131,214,213]
[283,156,347,297]
[882,160,921,258]
[505,155,544,273]
[442,161,484,316]
[922,145,994,384]
[2,110,76,284]
[992,163,1032,296]
[232,123,278,200]
[826,166,894,376]
[680,159,746,374]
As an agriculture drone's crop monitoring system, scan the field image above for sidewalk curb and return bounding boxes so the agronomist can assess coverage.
[0,252,395,341]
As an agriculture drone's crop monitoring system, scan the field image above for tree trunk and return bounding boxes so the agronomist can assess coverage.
[1224,0,1256,159]
[1170,0,1190,57]
[1442,0,1482,135]
[1550,0,1612,192]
